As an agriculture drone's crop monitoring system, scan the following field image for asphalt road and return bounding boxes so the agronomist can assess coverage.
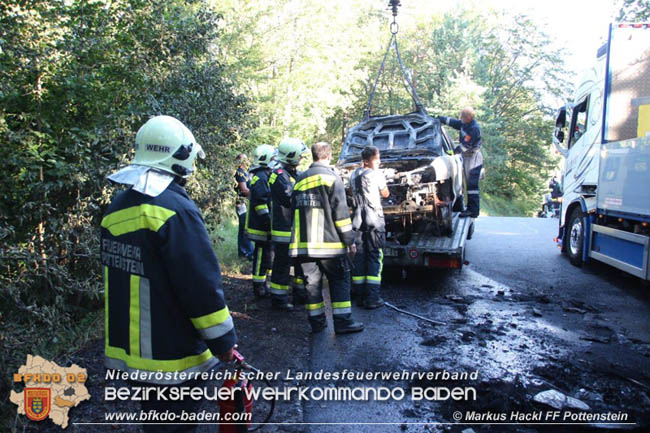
[302,217,650,433]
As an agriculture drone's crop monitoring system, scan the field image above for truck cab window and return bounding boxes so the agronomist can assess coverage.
[569,97,589,148]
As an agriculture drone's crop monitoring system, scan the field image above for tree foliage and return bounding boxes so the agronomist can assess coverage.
[0,2,249,427]
[617,0,650,21]
[323,8,570,211]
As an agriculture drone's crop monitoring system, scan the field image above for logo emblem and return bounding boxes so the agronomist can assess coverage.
[25,388,51,421]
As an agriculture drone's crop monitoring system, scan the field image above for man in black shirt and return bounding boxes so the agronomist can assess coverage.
[234,153,254,260]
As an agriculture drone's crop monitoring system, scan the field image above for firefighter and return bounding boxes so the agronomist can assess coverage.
[247,144,276,298]
[269,137,308,310]
[350,145,390,309]
[234,153,254,260]
[101,116,236,432]
[290,142,364,334]
[439,107,483,218]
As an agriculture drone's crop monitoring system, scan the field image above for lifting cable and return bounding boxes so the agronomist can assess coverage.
[364,0,425,120]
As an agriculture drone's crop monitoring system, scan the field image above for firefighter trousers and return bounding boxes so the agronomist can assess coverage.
[252,241,273,296]
[466,164,482,217]
[352,231,384,304]
[270,242,306,306]
[298,256,352,326]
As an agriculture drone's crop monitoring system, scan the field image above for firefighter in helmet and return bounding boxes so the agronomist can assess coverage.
[290,142,364,334]
[269,137,308,310]
[101,115,236,432]
[247,144,276,298]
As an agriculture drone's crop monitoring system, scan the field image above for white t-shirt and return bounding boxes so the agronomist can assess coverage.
[350,167,387,221]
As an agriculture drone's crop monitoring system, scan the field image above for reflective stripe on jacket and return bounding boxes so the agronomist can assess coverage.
[290,161,354,258]
[101,182,236,384]
[246,167,271,241]
[270,165,298,243]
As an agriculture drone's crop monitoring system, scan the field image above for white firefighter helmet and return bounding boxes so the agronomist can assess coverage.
[133,115,205,177]
[252,144,276,168]
[277,137,307,165]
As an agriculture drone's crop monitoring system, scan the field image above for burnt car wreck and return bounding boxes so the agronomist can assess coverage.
[337,111,473,268]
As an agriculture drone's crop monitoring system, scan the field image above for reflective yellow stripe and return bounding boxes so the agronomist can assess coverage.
[129,275,140,357]
[332,301,351,309]
[291,242,345,249]
[250,176,259,186]
[366,275,381,281]
[247,227,269,236]
[101,204,176,237]
[294,174,335,191]
[269,173,278,184]
[290,209,301,249]
[106,346,213,372]
[270,282,289,290]
[104,266,109,348]
[271,230,291,237]
[311,209,320,245]
[306,302,325,310]
[255,246,264,278]
[335,218,352,228]
[255,204,268,212]
[352,276,365,281]
[190,307,231,330]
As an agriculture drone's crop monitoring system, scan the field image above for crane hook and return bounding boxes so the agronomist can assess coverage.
[388,0,401,17]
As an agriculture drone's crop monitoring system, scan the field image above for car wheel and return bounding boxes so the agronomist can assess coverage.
[567,207,584,267]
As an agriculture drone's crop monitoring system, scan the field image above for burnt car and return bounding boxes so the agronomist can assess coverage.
[336,111,466,246]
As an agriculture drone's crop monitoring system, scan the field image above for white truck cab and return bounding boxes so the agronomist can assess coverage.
[553,23,650,280]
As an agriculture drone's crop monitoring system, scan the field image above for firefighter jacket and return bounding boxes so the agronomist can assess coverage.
[100,181,236,384]
[269,164,298,243]
[440,116,484,173]
[246,167,272,242]
[289,161,354,258]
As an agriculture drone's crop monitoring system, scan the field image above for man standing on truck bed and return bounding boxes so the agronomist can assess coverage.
[439,107,483,218]
[350,145,390,309]
[290,142,364,334]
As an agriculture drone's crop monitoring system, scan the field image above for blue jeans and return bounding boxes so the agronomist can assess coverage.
[238,212,254,258]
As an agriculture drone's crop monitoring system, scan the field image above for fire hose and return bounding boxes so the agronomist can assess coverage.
[219,349,275,433]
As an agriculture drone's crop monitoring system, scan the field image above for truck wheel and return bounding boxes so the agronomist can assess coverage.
[567,208,584,267]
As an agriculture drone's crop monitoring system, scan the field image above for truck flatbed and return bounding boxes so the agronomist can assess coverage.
[383,213,473,269]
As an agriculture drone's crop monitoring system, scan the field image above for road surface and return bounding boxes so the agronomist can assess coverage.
[302,217,650,433]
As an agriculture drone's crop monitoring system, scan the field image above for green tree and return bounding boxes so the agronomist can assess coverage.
[0,2,250,429]
[617,0,650,21]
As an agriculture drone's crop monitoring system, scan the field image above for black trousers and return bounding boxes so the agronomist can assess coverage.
[352,231,384,303]
[466,165,482,217]
[252,241,273,294]
[237,212,254,258]
[299,256,352,323]
[270,242,306,305]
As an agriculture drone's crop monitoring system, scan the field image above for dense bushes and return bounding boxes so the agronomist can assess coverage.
[0,1,250,428]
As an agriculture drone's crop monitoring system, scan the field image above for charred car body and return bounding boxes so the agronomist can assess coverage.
[337,111,474,269]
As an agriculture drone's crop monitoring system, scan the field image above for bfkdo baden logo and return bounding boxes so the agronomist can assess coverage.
[25,388,51,421]
[10,355,91,429]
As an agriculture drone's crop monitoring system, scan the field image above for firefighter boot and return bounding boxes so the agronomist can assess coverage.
[364,284,384,310]
[309,315,327,334]
[334,317,364,335]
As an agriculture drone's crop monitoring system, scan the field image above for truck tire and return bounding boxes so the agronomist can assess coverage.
[567,207,584,267]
